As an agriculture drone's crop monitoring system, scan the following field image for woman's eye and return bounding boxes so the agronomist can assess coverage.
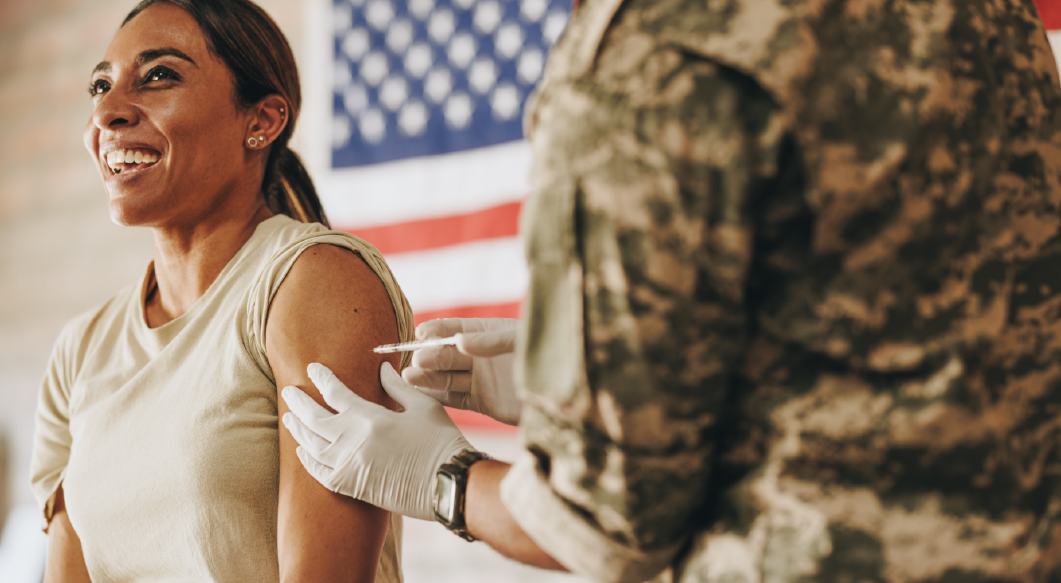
[144,66,179,84]
[88,79,110,97]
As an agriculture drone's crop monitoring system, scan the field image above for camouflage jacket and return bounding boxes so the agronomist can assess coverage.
[498,0,1061,581]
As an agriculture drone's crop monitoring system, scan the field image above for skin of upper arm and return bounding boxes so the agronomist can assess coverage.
[266,243,401,583]
[43,486,92,583]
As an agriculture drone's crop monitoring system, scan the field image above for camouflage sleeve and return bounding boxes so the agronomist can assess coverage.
[501,35,789,582]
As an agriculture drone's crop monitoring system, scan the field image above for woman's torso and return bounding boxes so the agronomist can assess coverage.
[39,215,403,582]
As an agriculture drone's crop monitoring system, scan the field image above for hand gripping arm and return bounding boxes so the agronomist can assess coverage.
[282,362,472,521]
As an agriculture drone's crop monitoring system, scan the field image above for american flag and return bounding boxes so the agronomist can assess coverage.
[306,0,569,427]
[318,0,569,327]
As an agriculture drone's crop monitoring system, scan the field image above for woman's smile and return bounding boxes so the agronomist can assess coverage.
[105,147,161,175]
[101,142,163,184]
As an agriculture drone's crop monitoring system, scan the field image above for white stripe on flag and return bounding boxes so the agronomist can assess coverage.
[385,236,528,313]
[315,141,532,229]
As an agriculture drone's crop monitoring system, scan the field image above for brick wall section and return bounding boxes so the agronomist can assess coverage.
[0,0,306,515]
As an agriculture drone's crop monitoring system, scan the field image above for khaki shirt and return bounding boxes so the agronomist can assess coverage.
[501,0,1061,580]
[31,216,411,582]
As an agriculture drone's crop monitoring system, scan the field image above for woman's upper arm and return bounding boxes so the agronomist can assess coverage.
[266,243,402,583]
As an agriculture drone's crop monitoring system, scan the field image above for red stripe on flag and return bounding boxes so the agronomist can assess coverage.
[413,301,522,326]
[1036,0,1061,29]
[341,201,523,255]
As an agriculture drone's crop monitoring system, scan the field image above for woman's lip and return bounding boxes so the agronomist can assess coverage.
[104,159,160,183]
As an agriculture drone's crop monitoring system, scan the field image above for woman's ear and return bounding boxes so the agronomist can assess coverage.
[245,95,289,150]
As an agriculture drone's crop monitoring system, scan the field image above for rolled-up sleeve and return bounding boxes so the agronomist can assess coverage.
[504,44,787,582]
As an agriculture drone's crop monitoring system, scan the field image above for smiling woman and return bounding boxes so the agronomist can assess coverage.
[28,1,413,582]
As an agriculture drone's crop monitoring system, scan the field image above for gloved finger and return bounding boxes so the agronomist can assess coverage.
[456,329,518,357]
[415,318,468,340]
[307,363,358,414]
[402,367,472,394]
[480,318,521,332]
[282,412,332,458]
[296,446,338,493]
[402,366,450,391]
[281,386,339,439]
[411,345,472,372]
[381,361,438,412]
[415,387,473,410]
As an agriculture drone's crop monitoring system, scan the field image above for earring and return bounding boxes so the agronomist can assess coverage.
[258,136,266,144]
[247,136,259,148]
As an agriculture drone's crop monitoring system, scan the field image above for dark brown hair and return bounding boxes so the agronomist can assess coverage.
[124,0,329,226]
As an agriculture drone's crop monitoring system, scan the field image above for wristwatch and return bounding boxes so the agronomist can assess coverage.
[434,449,488,541]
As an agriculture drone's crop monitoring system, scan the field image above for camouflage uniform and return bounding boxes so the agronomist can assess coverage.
[498,0,1061,581]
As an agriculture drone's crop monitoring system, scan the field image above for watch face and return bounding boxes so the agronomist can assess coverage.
[436,472,458,523]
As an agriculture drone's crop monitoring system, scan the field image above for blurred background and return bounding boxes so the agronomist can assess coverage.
[1,0,1059,581]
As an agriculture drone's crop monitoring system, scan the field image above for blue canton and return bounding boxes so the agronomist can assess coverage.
[330,0,571,168]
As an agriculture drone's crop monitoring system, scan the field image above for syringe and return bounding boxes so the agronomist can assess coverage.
[372,336,459,354]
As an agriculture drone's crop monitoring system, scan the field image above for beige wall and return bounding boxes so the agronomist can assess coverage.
[0,0,307,511]
[0,427,9,530]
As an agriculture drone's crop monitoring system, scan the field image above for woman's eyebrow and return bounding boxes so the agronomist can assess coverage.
[92,47,199,75]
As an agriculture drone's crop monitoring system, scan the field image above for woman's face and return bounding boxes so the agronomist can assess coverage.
[84,3,256,228]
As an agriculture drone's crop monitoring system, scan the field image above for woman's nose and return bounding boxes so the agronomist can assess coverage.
[91,87,140,131]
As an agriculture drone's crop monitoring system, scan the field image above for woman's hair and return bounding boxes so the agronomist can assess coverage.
[123,0,329,227]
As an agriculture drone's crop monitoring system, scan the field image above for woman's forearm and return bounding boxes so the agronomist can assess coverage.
[43,487,92,583]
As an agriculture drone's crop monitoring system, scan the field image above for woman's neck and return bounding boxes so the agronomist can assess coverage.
[145,199,274,328]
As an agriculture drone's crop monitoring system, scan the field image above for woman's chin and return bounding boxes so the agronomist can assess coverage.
[107,199,157,228]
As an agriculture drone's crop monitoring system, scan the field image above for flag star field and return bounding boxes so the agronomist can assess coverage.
[330,0,570,167]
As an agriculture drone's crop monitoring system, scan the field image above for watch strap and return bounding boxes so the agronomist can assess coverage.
[435,449,488,541]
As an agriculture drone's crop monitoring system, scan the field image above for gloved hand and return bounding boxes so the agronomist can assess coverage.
[403,317,522,426]
[281,362,474,521]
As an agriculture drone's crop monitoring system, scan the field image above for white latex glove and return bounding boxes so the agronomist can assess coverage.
[281,362,474,521]
[403,317,522,426]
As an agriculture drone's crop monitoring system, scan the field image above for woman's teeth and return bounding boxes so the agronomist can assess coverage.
[106,149,160,174]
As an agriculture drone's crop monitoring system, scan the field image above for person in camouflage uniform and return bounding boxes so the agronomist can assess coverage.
[281,0,1061,580]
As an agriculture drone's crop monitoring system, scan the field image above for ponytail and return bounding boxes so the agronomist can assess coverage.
[265,146,329,228]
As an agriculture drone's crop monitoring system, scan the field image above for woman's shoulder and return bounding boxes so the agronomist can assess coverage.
[258,213,328,239]
[240,214,414,379]
[246,213,406,315]
[250,215,396,296]
[255,214,381,259]
[49,278,142,372]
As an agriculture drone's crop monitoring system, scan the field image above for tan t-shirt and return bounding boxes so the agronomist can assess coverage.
[30,215,411,583]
